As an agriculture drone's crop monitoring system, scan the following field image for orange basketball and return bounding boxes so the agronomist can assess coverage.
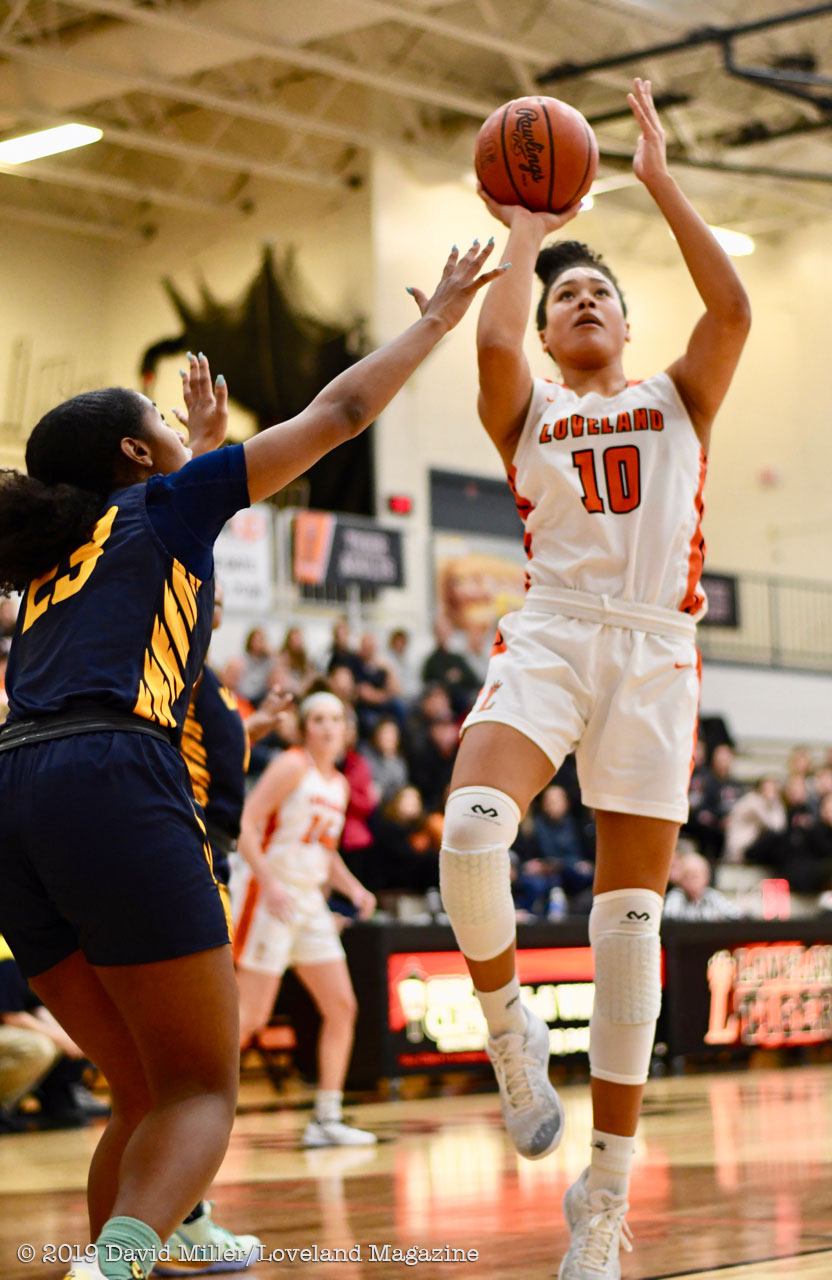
[474,96,598,214]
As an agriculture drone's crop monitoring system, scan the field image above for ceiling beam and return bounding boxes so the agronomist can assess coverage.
[0,157,228,212]
[19,109,348,190]
[64,0,497,119]
[0,37,462,163]
[537,2,832,83]
[0,200,137,240]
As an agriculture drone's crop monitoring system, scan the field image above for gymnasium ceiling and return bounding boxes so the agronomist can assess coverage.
[1,0,832,244]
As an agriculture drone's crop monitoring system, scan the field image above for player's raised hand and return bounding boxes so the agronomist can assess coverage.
[173,351,228,457]
[628,77,669,188]
[478,182,582,236]
[405,239,511,334]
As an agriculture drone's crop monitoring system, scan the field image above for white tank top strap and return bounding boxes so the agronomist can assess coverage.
[524,585,697,641]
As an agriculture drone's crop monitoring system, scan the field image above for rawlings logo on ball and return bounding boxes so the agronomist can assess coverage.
[510,105,546,187]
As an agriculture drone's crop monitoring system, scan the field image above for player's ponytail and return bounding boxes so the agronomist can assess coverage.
[0,387,146,594]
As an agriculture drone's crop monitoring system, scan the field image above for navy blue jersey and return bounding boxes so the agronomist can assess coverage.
[6,446,249,742]
[181,664,249,839]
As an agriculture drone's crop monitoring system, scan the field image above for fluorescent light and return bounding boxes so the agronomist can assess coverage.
[580,194,595,211]
[708,225,755,256]
[0,124,103,165]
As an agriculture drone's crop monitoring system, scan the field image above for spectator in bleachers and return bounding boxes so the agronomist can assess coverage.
[237,626,274,707]
[780,791,832,896]
[663,851,742,920]
[278,626,319,696]
[337,710,380,890]
[684,743,744,860]
[459,619,492,684]
[404,682,455,758]
[326,618,363,681]
[360,717,409,805]
[724,776,786,864]
[512,786,595,917]
[810,764,832,815]
[385,627,423,703]
[787,745,814,784]
[0,940,108,1130]
[216,655,255,720]
[408,711,459,813]
[353,631,404,736]
[370,786,442,892]
[421,616,481,715]
[327,662,358,709]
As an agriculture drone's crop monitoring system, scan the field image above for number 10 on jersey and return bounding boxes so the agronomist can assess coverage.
[572,445,641,514]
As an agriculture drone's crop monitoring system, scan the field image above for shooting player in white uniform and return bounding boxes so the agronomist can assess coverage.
[439,79,750,1279]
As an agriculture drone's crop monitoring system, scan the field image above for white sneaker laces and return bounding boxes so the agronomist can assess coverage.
[578,1194,633,1272]
[490,1035,539,1113]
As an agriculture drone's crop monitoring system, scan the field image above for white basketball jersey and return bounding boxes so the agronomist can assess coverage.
[262,749,349,887]
[509,372,707,617]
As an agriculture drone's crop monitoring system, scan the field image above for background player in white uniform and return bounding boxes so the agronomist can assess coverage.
[231,692,377,1147]
[438,80,750,1280]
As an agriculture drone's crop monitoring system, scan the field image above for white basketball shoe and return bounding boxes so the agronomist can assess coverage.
[559,1167,633,1279]
[486,1006,564,1160]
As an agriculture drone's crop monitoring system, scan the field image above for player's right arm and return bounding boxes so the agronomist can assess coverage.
[243,241,506,504]
[476,192,580,469]
[237,750,307,922]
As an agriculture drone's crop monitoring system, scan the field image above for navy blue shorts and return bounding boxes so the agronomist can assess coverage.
[0,731,231,978]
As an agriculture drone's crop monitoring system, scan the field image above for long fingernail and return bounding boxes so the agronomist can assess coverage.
[216,374,226,386]
[186,351,194,360]
[451,244,457,252]
[502,262,512,267]
[198,351,205,360]
[487,236,494,245]
[473,237,480,245]
[179,369,185,377]
[405,286,414,294]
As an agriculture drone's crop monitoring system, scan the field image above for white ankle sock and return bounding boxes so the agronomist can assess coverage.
[315,1089,342,1124]
[476,976,526,1037]
[586,1128,634,1198]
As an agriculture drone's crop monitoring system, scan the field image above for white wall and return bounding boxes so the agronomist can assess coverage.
[701,661,832,748]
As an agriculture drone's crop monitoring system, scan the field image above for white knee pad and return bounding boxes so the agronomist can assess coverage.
[588,888,663,1086]
[439,786,520,962]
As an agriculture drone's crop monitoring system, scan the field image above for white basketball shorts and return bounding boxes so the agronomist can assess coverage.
[230,864,345,975]
[460,586,701,823]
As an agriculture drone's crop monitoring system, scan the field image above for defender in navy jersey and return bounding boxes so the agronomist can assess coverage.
[0,240,504,1280]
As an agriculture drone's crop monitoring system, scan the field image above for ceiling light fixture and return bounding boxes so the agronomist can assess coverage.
[0,123,103,165]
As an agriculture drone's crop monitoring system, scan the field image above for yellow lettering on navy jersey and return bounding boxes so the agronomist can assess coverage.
[22,565,58,633]
[21,506,118,634]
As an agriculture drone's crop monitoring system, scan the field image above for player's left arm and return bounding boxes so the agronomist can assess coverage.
[628,77,751,454]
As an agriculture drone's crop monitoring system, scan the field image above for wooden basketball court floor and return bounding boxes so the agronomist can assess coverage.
[2,1063,831,1279]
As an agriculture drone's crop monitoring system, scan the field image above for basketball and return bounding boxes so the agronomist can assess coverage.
[474,96,598,214]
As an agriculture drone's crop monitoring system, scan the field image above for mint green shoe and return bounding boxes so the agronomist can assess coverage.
[154,1203,260,1275]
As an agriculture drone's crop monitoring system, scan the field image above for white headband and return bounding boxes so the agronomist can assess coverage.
[299,691,345,722]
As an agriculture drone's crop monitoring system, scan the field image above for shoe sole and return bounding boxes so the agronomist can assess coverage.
[516,1090,565,1160]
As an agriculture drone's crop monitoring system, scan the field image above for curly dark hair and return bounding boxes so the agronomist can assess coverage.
[535,240,627,332]
[0,387,146,594]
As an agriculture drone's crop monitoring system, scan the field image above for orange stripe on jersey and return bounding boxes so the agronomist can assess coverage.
[261,808,280,852]
[507,465,536,584]
[688,649,703,780]
[490,628,507,658]
[232,876,260,964]
[680,448,707,616]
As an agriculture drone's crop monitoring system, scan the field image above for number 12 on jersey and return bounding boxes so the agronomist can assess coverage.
[572,445,641,514]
